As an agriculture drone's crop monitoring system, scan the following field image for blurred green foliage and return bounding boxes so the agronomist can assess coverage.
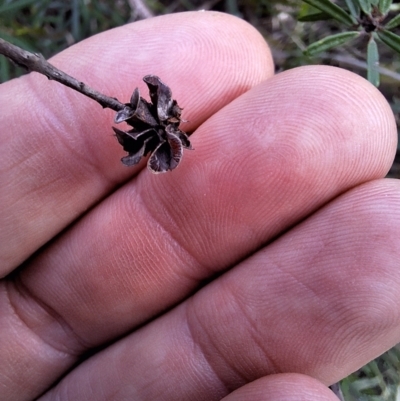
[2,0,399,89]
[299,0,400,87]
[341,345,400,401]
[0,0,131,82]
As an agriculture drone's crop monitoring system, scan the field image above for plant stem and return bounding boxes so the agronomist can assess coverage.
[0,38,125,112]
[128,0,154,19]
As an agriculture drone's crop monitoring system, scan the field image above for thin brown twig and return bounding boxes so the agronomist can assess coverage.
[128,0,154,20]
[0,38,125,112]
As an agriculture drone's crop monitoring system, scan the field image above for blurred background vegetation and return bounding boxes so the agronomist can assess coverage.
[1,0,400,399]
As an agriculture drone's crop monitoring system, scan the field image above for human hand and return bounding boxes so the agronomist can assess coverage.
[0,11,399,401]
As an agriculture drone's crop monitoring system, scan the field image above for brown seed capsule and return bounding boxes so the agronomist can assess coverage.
[113,75,192,173]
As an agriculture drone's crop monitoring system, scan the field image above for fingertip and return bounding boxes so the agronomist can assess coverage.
[197,64,396,191]
[49,11,274,128]
[221,374,340,401]
[275,65,397,176]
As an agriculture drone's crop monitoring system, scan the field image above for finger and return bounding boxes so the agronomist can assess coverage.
[3,66,396,400]
[39,179,400,401]
[17,66,397,339]
[221,374,339,401]
[0,11,273,274]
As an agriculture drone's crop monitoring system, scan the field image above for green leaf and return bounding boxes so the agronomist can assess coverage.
[345,0,360,19]
[298,11,333,21]
[0,0,38,14]
[305,31,360,56]
[367,36,380,86]
[377,29,400,54]
[357,0,372,14]
[384,13,400,29]
[0,54,10,83]
[0,30,36,52]
[71,0,81,42]
[302,0,356,26]
[379,0,392,15]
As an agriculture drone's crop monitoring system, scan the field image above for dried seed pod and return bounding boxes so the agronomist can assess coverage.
[113,75,192,173]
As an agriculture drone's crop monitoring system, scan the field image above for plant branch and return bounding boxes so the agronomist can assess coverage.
[0,38,125,112]
[128,0,154,19]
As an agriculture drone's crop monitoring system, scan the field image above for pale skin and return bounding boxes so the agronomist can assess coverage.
[0,10,399,401]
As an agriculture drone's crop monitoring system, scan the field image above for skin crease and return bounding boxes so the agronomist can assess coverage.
[0,10,399,401]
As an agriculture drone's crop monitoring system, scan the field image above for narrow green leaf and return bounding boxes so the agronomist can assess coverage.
[225,0,241,16]
[71,0,81,42]
[357,0,372,14]
[305,31,360,56]
[345,0,360,19]
[0,0,37,14]
[302,0,356,26]
[298,11,333,21]
[379,0,392,15]
[384,13,400,29]
[377,29,400,54]
[0,30,36,52]
[0,55,11,83]
[367,36,380,86]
